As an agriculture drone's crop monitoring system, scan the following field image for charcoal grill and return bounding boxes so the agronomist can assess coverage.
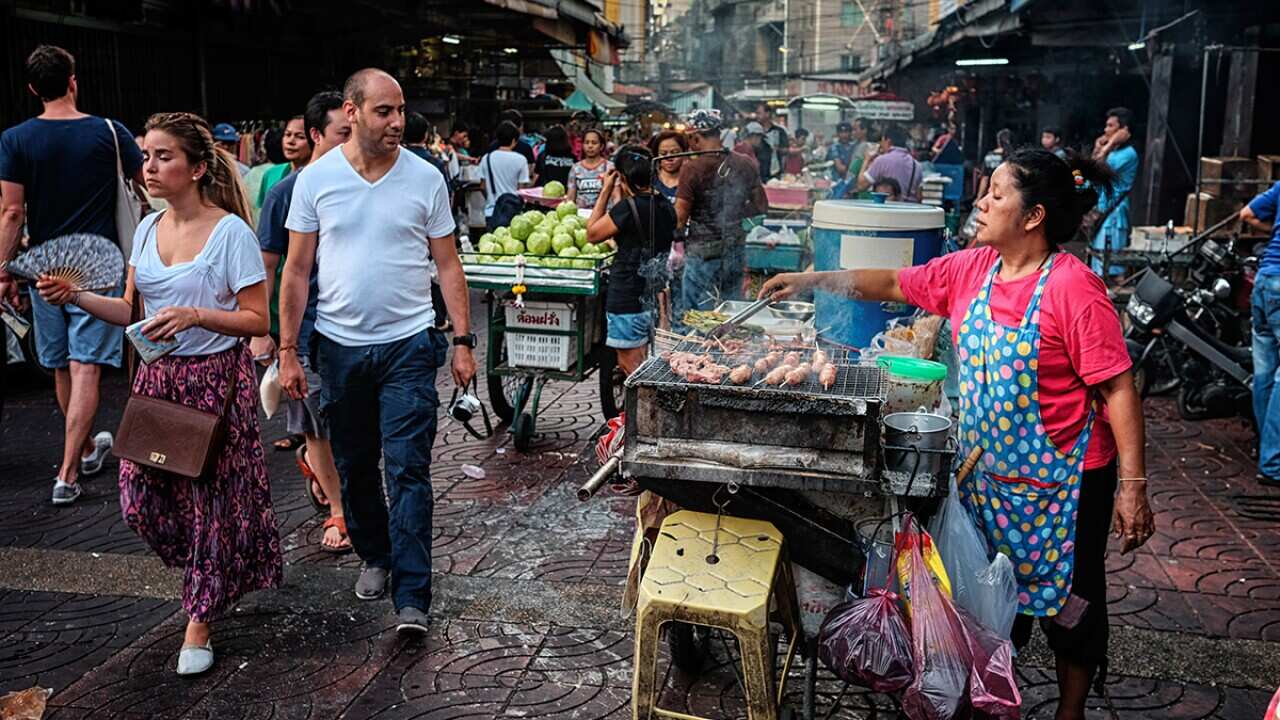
[621,340,952,585]
[623,343,885,492]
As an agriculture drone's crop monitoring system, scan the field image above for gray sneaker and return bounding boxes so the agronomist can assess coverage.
[355,565,388,600]
[396,606,430,634]
[51,480,81,505]
[80,432,114,477]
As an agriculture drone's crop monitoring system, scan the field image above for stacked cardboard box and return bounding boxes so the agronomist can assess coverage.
[1184,192,1240,235]
[1258,155,1280,188]
[1199,157,1257,201]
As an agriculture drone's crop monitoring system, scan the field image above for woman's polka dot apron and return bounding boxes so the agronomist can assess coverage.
[955,254,1095,617]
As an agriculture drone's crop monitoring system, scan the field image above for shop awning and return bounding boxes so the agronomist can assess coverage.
[481,0,625,46]
[566,80,626,112]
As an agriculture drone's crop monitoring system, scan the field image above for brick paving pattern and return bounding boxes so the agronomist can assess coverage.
[1,301,1277,718]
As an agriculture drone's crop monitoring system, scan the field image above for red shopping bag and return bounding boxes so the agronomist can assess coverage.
[900,514,973,720]
[817,589,914,693]
[818,516,914,692]
[957,606,1021,718]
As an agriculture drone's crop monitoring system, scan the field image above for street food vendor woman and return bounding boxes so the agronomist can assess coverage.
[762,148,1154,719]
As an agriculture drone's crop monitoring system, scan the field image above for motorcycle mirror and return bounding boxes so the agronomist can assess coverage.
[1212,278,1231,300]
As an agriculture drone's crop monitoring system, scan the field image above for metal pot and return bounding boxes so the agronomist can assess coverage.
[882,411,953,475]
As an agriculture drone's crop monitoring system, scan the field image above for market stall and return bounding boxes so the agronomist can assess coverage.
[462,203,621,450]
[582,316,1003,719]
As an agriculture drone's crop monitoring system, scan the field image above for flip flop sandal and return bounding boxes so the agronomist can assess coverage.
[297,445,329,515]
[274,434,304,452]
[320,515,352,555]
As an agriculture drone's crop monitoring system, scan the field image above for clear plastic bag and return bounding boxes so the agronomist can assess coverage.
[772,226,802,247]
[929,478,1019,639]
[817,589,914,692]
[745,224,773,245]
[900,514,972,720]
[958,605,1022,718]
[975,553,1019,639]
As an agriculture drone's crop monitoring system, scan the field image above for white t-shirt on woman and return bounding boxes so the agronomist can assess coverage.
[129,211,267,356]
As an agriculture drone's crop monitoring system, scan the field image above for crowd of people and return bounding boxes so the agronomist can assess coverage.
[0,46,475,676]
[0,43,1184,718]
[0,43,780,680]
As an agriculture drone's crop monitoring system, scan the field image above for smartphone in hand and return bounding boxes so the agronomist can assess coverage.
[126,320,178,364]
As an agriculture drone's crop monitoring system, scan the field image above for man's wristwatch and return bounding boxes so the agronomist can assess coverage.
[452,333,477,348]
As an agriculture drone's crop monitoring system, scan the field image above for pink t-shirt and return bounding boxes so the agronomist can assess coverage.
[898,246,1131,470]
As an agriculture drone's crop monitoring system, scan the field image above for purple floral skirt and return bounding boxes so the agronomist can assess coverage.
[119,342,283,622]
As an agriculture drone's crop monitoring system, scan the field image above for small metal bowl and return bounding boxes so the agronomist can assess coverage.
[770,301,815,322]
[715,300,758,317]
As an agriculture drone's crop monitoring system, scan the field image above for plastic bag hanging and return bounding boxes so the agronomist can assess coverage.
[958,605,1022,718]
[975,553,1019,639]
[817,526,914,693]
[928,475,1019,639]
[899,513,973,720]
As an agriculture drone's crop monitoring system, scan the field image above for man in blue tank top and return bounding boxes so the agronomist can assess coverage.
[0,45,144,505]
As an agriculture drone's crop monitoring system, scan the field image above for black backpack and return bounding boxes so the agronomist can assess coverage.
[485,152,524,231]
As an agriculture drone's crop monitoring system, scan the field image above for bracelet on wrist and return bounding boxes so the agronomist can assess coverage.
[1119,477,1147,484]
[278,345,298,354]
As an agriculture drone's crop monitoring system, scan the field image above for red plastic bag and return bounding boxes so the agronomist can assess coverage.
[958,606,1021,718]
[595,412,625,464]
[900,514,973,720]
[817,589,914,692]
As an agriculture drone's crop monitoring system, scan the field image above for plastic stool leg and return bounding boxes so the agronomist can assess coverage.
[632,609,665,720]
[737,630,779,720]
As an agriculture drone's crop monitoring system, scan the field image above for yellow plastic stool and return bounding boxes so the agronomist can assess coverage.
[632,510,802,720]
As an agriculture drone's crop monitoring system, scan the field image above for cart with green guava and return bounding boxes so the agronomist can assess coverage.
[462,251,622,451]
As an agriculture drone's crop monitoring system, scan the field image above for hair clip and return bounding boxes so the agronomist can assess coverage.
[1072,169,1085,188]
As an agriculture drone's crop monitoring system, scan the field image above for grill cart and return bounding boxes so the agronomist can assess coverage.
[588,338,957,720]
[462,251,623,451]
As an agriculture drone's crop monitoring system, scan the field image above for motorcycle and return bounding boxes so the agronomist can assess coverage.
[1125,266,1254,424]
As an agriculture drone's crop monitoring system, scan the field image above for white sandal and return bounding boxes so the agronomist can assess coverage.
[176,642,214,676]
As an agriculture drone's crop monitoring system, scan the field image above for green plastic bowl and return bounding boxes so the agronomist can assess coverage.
[877,355,947,382]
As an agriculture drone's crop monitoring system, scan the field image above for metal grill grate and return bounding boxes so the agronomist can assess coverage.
[628,341,885,400]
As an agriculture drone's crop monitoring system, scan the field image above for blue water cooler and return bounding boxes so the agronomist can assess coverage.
[810,200,945,348]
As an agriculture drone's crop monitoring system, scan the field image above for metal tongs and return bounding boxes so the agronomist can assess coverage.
[708,292,776,338]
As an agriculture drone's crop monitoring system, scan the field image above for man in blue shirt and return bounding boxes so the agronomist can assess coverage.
[1091,107,1139,276]
[0,45,144,505]
[827,119,868,198]
[1242,183,1280,485]
[256,90,352,551]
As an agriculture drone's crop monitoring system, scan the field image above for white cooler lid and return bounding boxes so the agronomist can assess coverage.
[812,199,944,231]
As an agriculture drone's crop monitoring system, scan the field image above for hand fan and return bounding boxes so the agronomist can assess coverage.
[6,233,125,291]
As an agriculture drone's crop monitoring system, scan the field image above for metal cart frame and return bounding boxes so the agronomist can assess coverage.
[464,253,622,450]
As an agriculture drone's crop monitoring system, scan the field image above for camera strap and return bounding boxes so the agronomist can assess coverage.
[448,377,493,440]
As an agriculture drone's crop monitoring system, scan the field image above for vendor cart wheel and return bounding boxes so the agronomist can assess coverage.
[666,622,710,675]
[598,351,624,420]
[512,411,535,452]
[488,372,532,425]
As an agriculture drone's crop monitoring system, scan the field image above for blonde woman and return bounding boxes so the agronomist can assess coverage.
[38,112,281,677]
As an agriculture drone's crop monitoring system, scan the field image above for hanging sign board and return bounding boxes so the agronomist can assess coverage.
[849,100,915,121]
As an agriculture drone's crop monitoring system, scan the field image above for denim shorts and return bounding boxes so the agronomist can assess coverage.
[29,286,123,369]
[606,311,653,349]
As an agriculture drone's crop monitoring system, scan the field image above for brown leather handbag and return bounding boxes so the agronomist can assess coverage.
[112,288,235,479]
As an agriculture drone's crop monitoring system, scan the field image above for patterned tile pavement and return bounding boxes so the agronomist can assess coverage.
[1,299,1278,718]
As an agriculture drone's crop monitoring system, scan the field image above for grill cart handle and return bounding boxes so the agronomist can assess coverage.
[578,454,621,501]
[956,445,984,483]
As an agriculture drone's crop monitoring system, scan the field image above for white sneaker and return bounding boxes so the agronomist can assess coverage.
[51,479,82,505]
[80,431,113,477]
